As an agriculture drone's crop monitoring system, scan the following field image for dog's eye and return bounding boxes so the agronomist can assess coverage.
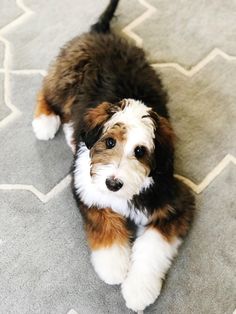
[134,146,146,159]
[106,137,116,149]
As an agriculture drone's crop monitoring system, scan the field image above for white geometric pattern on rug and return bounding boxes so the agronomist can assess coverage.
[0,1,235,313]
[132,0,236,67]
[67,310,79,314]
[0,0,34,128]
[0,0,235,197]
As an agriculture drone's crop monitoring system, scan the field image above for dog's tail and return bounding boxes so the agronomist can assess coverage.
[91,0,120,33]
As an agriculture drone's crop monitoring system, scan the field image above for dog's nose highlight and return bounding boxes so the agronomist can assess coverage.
[105,177,123,192]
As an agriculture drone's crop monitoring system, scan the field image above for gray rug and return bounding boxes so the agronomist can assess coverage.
[0,0,236,313]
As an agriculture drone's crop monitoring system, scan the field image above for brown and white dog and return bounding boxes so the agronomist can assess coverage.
[32,0,195,311]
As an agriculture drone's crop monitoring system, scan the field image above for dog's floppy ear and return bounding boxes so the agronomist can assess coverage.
[81,102,120,149]
[149,111,175,177]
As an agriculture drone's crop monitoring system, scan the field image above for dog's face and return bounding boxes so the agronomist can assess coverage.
[80,99,174,200]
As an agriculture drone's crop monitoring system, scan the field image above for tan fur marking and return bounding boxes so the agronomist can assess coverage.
[117,99,128,110]
[136,150,152,176]
[84,102,120,131]
[81,205,130,250]
[60,96,76,123]
[149,111,175,146]
[34,92,55,117]
[158,116,175,148]
[89,120,152,178]
[90,123,127,175]
[150,204,176,221]
[64,96,75,115]
[110,123,127,141]
[149,204,194,242]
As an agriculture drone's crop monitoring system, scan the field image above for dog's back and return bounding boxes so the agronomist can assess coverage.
[41,0,168,127]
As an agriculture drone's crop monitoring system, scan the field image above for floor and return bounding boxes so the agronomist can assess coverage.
[0,0,236,313]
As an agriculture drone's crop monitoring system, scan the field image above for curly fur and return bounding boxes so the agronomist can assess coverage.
[33,0,195,311]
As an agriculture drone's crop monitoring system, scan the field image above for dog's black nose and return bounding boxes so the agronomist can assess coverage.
[105,177,123,192]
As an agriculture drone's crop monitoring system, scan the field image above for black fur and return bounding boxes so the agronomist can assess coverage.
[41,0,195,239]
[44,34,169,126]
[80,125,103,150]
[91,0,120,33]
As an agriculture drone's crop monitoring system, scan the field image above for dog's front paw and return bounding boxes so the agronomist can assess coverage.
[121,271,162,311]
[91,244,130,285]
[32,114,60,140]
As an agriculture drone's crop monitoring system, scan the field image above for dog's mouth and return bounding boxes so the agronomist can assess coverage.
[105,176,123,192]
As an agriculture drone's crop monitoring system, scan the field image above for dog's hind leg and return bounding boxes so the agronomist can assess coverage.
[32,91,61,140]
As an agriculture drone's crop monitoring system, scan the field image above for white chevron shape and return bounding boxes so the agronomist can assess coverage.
[122,0,157,46]
[0,0,34,35]
[152,48,236,77]
[0,1,235,203]
[175,154,236,194]
[0,37,21,129]
[0,0,34,129]
[0,154,235,201]
[0,174,71,203]
[67,310,79,314]
[0,68,47,76]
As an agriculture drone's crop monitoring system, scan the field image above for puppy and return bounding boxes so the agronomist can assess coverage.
[32,0,195,311]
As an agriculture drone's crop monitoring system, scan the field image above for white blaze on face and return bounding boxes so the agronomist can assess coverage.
[74,144,149,223]
[104,99,156,154]
[74,99,156,218]
[94,99,155,197]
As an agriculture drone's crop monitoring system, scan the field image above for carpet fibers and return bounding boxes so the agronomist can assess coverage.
[0,0,235,313]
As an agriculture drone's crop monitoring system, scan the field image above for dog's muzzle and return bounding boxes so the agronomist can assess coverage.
[105,177,123,192]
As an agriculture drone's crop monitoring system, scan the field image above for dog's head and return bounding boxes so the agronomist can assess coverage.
[80,99,174,200]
